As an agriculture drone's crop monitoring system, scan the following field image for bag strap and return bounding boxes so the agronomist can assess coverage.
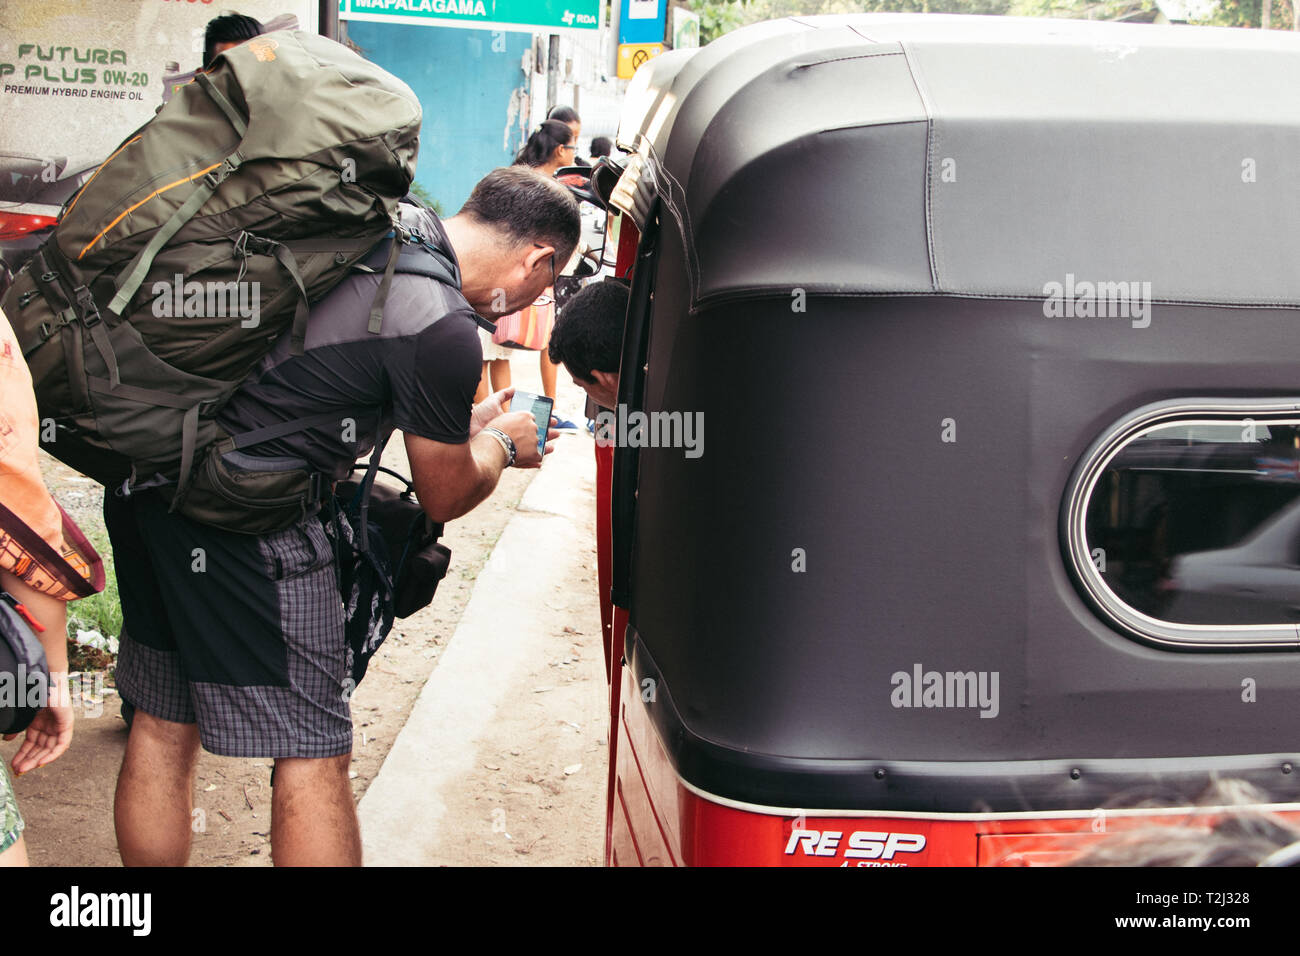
[353,226,466,335]
[270,240,311,356]
[355,417,390,554]
[354,228,462,286]
[347,462,417,496]
[32,247,121,386]
[107,72,248,316]
[368,232,403,335]
[28,250,78,331]
[193,72,248,138]
[228,410,349,451]
[84,375,210,503]
[386,238,496,333]
[107,151,243,316]
[231,232,336,357]
[0,500,102,600]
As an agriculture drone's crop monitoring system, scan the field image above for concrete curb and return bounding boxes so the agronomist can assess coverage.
[356,431,595,865]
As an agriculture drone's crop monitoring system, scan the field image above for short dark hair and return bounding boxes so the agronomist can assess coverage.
[590,137,613,159]
[548,105,581,126]
[548,280,628,381]
[458,166,580,266]
[203,14,263,69]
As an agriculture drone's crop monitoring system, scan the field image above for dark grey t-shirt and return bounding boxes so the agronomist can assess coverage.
[217,208,482,479]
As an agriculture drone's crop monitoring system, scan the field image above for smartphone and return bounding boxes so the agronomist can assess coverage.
[510,390,553,456]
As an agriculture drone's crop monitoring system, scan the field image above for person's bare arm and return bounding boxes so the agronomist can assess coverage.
[0,573,68,674]
[1,570,73,774]
[404,408,546,523]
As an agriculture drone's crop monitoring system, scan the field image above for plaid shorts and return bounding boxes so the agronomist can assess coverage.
[105,490,351,759]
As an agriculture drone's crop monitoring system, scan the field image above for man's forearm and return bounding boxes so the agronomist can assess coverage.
[422,431,511,522]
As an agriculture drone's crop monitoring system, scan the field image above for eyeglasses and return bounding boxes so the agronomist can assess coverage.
[535,243,557,284]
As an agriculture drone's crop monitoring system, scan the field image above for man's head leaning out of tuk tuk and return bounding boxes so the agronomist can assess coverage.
[547,279,628,409]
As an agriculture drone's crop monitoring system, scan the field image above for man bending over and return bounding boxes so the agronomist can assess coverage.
[108,167,580,867]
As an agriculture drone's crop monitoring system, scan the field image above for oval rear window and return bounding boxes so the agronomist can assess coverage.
[1064,400,1300,650]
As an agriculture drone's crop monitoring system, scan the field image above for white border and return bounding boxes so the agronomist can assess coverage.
[680,777,1300,822]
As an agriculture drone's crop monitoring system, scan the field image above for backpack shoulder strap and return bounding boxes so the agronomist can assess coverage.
[354,228,461,279]
[392,243,460,287]
[219,232,465,478]
[107,72,248,316]
[354,226,467,334]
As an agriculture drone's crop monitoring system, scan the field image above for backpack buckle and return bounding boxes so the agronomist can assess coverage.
[38,313,74,342]
[74,286,101,327]
[233,230,274,257]
[203,155,242,192]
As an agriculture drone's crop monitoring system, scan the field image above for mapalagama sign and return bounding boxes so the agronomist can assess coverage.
[339,0,601,34]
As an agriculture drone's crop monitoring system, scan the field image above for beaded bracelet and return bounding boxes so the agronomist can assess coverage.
[483,426,516,467]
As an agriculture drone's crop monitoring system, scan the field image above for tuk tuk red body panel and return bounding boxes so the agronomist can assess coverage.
[610,668,1300,866]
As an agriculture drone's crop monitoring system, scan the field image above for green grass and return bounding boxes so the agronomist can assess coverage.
[65,523,121,652]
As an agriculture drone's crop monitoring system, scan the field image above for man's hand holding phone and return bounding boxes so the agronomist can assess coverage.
[471,386,515,438]
[480,388,560,468]
[487,410,558,468]
[509,390,556,459]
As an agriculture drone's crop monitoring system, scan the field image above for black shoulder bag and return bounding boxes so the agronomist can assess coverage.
[0,592,50,735]
[327,428,452,688]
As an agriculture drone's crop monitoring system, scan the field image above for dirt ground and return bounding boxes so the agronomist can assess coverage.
[419,498,609,867]
[5,364,608,867]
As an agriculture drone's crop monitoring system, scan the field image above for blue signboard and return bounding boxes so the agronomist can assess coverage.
[619,0,665,46]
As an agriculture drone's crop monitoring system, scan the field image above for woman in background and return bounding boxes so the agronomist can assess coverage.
[548,105,586,166]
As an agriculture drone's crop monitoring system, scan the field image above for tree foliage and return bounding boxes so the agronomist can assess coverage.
[688,0,1022,44]
[1202,0,1295,28]
[691,0,754,42]
[687,0,1297,44]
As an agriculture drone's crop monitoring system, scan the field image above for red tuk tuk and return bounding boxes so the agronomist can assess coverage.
[591,14,1300,866]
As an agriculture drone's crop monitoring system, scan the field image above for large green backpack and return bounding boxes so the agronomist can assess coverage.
[1,30,421,509]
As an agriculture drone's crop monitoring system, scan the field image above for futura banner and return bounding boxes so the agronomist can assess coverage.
[0,1,316,164]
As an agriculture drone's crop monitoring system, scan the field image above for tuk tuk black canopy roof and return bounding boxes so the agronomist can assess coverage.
[612,16,1300,812]
[614,14,1300,310]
